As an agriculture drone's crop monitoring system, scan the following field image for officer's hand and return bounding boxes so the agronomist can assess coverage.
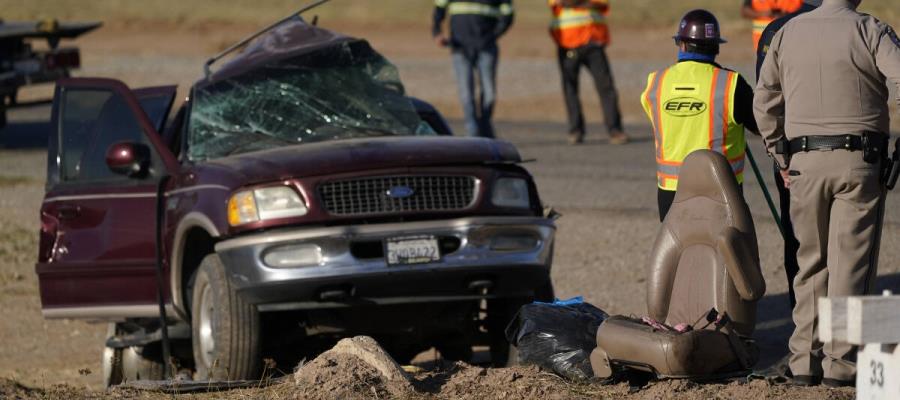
[434,35,449,48]
[780,169,791,188]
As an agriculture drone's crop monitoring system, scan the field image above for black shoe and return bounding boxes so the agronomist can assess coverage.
[822,378,854,388]
[791,375,820,386]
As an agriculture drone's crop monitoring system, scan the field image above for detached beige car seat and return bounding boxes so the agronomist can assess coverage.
[591,150,766,379]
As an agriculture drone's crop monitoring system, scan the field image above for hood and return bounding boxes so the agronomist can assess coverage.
[208,136,521,184]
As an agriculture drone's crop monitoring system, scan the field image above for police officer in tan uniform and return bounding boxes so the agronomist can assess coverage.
[754,0,900,387]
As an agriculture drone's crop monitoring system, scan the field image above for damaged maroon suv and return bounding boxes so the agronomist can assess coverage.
[36,18,555,384]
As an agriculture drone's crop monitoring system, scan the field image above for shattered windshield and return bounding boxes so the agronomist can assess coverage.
[187,40,435,160]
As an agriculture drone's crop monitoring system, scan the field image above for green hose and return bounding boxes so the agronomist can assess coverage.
[745,143,787,239]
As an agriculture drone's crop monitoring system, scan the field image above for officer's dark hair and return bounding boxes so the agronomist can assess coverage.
[679,39,720,56]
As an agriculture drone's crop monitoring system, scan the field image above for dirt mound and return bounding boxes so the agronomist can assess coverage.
[281,336,600,399]
[284,354,857,400]
[633,379,854,400]
[275,337,856,400]
[286,357,602,400]
[0,379,102,400]
[417,362,612,400]
[289,337,413,400]
[289,351,410,399]
[0,368,860,400]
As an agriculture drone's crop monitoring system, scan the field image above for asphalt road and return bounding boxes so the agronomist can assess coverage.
[1,103,53,149]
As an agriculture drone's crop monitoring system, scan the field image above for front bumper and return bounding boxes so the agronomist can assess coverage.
[215,216,555,311]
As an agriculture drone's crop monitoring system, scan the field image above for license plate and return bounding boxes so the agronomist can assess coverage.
[385,236,441,265]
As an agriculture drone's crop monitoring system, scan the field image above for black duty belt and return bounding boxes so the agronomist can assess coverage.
[784,135,864,154]
[776,133,889,164]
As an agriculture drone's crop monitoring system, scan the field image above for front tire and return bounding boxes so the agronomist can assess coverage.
[191,253,260,380]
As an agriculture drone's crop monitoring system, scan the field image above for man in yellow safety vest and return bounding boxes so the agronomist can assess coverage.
[641,9,759,221]
[433,0,514,138]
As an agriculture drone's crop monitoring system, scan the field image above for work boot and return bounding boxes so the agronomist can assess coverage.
[609,131,629,145]
[790,375,820,386]
[568,132,584,145]
[821,378,854,388]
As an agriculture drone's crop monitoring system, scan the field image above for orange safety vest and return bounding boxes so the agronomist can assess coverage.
[750,0,803,48]
[548,0,610,49]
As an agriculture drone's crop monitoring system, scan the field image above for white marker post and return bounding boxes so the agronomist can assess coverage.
[819,291,900,399]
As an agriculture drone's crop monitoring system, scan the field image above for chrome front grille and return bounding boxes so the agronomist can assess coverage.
[319,175,477,216]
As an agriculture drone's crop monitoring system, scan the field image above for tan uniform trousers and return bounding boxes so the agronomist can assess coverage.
[787,150,885,381]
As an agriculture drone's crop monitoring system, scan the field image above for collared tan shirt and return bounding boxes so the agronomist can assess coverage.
[754,0,900,168]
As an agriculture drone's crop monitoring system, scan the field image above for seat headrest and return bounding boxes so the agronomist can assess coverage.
[673,150,740,205]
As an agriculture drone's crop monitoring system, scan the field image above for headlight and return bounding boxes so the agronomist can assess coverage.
[228,186,308,226]
[491,178,531,208]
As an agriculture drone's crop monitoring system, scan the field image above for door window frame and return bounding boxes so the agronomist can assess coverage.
[47,78,179,192]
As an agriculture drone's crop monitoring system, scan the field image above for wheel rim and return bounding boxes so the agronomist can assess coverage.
[198,284,216,369]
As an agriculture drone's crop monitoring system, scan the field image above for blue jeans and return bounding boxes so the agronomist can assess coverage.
[451,47,497,138]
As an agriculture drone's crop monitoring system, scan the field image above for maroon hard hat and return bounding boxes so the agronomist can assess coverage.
[673,9,727,44]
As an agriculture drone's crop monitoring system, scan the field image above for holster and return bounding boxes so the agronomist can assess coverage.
[862,132,888,164]
[885,137,900,190]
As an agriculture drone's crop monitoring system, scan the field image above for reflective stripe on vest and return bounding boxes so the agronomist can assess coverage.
[445,2,512,17]
[641,62,746,191]
[752,18,773,47]
[752,19,772,32]
[656,158,746,188]
[549,3,610,48]
[550,8,605,30]
[710,69,730,155]
[645,68,667,161]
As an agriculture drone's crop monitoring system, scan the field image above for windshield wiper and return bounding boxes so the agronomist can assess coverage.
[338,124,400,137]
[221,130,296,156]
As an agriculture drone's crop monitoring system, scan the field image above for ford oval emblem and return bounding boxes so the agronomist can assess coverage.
[386,185,415,199]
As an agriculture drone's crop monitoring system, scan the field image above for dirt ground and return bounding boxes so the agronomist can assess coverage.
[2,9,900,399]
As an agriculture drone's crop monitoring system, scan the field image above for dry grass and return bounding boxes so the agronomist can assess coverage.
[3,0,897,29]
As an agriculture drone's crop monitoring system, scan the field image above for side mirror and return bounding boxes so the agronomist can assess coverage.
[105,141,151,178]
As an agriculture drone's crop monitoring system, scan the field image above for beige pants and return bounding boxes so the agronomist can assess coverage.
[787,150,885,381]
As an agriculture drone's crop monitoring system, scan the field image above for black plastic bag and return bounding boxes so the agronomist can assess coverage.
[505,297,608,381]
